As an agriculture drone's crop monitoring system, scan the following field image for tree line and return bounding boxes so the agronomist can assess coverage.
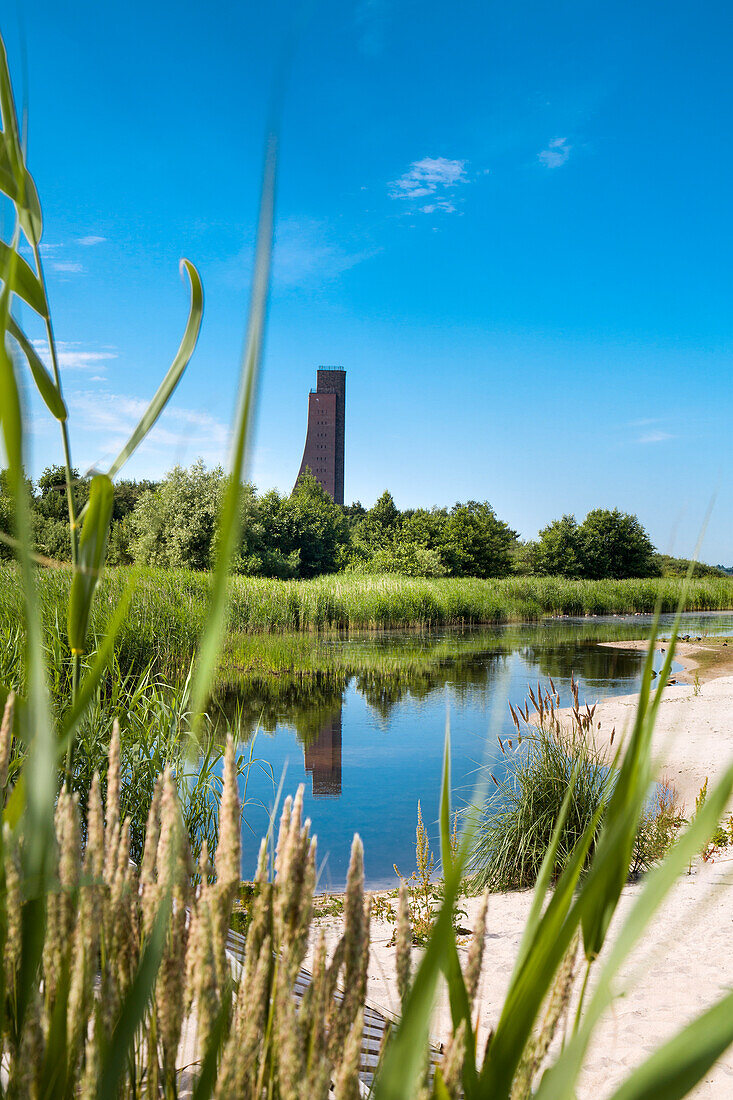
[0,461,725,580]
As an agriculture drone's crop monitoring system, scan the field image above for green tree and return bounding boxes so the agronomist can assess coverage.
[577,507,659,579]
[288,473,349,577]
[130,460,224,570]
[534,514,582,577]
[443,501,518,578]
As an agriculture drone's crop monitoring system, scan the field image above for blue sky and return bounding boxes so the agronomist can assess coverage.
[6,1,733,563]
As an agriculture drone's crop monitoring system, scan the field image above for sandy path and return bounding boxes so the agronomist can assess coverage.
[308,651,733,1097]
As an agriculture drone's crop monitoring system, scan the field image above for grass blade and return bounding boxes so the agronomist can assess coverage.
[0,239,47,317]
[606,989,733,1100]
[67,474,114,656]
[535,761,733,1100]
[95,896,170,1100]
[190,138,276,731]
[7,315,67,420]
[106,259,202,479]
[373,725,464,1100]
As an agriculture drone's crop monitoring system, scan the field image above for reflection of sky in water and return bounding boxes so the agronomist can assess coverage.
[236,612,733,890]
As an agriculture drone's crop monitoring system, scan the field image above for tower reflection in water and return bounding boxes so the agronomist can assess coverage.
[303,708,342,798]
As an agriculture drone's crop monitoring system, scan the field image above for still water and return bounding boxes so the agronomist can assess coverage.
[233,612,733,890]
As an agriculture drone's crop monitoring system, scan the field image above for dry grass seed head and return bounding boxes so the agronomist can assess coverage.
[396,880,412,1009]
[441,1017,467,1100]
[0,689,14,797]
[465,888,489,1009]
[333,1007,364,1100]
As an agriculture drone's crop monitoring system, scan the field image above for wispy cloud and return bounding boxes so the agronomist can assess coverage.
[538,137,571,168]
[67,390,229,470]
[638,429,673,444]
[51,261,85,274]
[389,157,468,212]
[274,218,377,287]
[32,339,117,372]
[76,235,106,246]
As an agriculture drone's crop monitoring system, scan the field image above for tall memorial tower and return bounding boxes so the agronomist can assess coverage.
[295,367,346,505]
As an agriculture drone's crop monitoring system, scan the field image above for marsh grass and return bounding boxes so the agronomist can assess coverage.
[1,564,732,667]
[470,680,685,892]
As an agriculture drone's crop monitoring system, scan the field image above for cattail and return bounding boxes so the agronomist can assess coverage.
[0,690,14,799]
[465,889,489,1009]
[395,881,411,1009]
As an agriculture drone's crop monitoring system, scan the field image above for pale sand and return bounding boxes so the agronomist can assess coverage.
[308,658,733,1097]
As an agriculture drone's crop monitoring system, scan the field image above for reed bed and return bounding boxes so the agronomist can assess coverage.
[1,564,731,677]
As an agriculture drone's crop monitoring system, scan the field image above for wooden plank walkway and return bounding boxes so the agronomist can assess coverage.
[224,928,445,1095]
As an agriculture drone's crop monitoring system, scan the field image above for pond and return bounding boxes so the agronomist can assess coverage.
[230,612,733,890]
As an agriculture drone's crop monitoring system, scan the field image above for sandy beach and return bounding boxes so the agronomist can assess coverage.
[308,637,733,1097]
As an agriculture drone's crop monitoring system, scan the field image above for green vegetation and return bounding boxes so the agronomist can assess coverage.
[3,30,733,1098]
[1,566,732,683]
[5,463,728,582]
[469,681,685,891]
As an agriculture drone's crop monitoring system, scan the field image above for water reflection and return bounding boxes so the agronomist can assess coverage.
[216,612,733,889]
[304,710,342,798]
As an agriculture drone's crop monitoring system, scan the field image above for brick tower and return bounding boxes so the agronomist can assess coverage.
[296,367,346,504]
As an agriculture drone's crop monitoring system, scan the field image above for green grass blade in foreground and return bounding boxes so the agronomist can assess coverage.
[508,767,581,985]
[478,797,605,1097]
[7,316,67,420]
[106,259,203,479]
[59,572,137,749]
[605,990,733,1100]
[0,39,43,241]
[535,760,733,1100]
[579,609,669,962]
[0,239,47,317]
[0,227,56,1037]
[373,724,465,1100]
[67,474,115,656]
[95,896,171,1100]
[190,138,276,732]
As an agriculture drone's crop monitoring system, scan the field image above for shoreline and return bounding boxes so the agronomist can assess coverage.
[307,643,733,1094]
[591,636,733,809]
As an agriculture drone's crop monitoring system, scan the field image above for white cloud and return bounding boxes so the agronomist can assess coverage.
[52,261,85,274]
[538,137,571,168]
[32,340,118,372]
[638,430,673,444]
[76,236,106,246]
[66,390,229,471]
[389,157,468,211]
[269,218,377,288]
[420,200,456,214]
